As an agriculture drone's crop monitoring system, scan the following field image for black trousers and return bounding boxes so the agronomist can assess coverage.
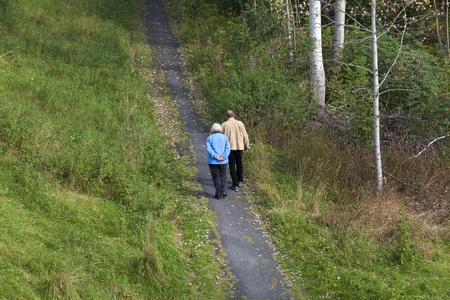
[209,164,227,197]
[229,150,244,186]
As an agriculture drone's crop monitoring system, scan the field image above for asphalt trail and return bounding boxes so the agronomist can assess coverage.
[141,1,290,298]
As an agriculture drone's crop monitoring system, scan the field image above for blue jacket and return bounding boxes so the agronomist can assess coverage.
[206,132,230,164]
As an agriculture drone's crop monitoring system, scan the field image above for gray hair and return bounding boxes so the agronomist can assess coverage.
[210,123,222,133]
[226,110,235,118]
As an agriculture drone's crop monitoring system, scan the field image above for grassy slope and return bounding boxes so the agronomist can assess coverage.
[0,0,227,298]
[164,1,450,299]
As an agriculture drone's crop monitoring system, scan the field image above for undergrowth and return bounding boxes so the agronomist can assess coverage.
[165,0,449,298]
[246,135,449,299]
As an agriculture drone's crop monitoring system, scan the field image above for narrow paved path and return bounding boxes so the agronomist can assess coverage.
[141,1,290,298]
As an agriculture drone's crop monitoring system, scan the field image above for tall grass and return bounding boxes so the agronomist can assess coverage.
[1,0,228,298]
[245,130,449,299]
[165,0,449,298]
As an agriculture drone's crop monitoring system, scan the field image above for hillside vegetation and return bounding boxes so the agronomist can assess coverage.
[165,0,449,299]
[1,0,448,298]
[0,0,228,298]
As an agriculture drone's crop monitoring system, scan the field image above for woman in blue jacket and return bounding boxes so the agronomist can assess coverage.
[206,123,230,199]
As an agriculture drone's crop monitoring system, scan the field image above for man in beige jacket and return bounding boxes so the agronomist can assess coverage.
[221,110,250,191]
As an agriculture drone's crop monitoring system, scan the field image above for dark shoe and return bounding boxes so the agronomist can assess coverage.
[214,194,220,199]
[221,193,227,198]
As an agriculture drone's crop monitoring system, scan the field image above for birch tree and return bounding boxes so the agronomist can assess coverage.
[286,0,294,57]
[371,0,383,192]
[309,0,326,107]
[432,0,444,51]
[444,0,449,53]
[332,0,346,64]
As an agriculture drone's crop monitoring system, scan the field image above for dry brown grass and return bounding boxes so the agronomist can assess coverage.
[255,121,449,250]
[383,143,449,221]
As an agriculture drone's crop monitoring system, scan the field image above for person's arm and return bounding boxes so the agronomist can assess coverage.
[206,137,219,159]
[241,123,250,151]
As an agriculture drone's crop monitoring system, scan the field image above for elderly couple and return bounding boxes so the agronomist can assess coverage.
[206,110,250,199]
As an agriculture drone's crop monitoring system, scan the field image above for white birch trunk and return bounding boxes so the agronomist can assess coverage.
[309,0,326,107]
[432,0,443,51]
[286,0,293,57]
[371,0,383,192]
[444,0,449,53]
[332,0,346,64]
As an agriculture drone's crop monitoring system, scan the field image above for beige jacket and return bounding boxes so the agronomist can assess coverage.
[221,118,250,151]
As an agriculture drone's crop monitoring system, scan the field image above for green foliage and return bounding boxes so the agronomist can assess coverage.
[228,5,283,51]
[413,54,450,133]
[393,205,417,265]
[327,26,449,142]
[206,62,313,134]
[168,0,313,143]
[158,1,450,299]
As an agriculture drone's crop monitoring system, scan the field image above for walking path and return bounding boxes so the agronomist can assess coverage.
[141,1,290,298]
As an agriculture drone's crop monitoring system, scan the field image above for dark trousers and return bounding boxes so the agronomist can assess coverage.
[229,150,244,186]
[209,164,227,197]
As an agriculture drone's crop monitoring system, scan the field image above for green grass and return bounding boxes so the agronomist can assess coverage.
[245,143,449,299]
[0,0,228,298]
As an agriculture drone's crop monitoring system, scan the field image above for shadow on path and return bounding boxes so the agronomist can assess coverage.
[141,1,290,298]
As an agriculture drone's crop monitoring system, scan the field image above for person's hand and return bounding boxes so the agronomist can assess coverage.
[217,156,224,161]
[244,146,249,153]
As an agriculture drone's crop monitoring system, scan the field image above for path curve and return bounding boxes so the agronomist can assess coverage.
[141,1,290,298]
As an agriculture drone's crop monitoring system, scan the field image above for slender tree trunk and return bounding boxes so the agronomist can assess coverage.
[371,0,383,192]
[432,0,444,51]
[286,0,293,57]
[295,0,302,30]
[444,0,449,53]
[291,0,296,52]
[309,0,326,108]
[332,0,346,65]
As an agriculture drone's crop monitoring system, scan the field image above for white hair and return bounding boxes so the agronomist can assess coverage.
[210,123,222,133]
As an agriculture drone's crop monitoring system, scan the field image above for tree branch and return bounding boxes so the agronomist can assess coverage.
[377,5,410,38]
[327,60,373,73]
[411,134,450,158]
[379,87,421,95]
[379,24,408,88]
[377,166,431,193]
